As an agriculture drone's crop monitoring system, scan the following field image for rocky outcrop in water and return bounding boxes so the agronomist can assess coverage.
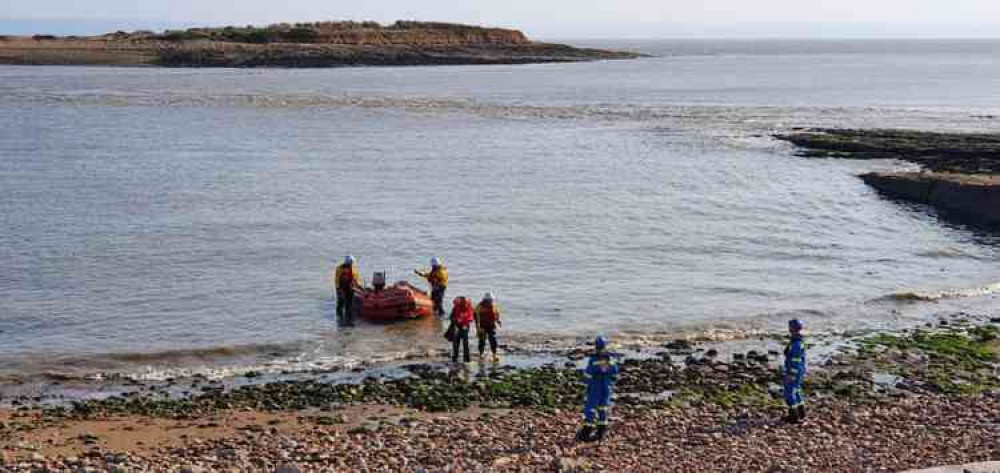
[0,21,639,67]
[777,128,1000,174]
[777,128,1000,229]
[859,172,1000,228]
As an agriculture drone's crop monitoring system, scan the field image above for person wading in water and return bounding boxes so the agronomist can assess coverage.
[332,255,363,321]
[449,296,474,363]
[415,257,448,317]
[475,292,502,362]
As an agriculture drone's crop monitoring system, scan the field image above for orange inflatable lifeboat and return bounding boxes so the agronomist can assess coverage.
[359,272,434,322]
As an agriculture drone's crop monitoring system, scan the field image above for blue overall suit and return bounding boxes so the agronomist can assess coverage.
[783,334,806,410]
[582,347,619,434]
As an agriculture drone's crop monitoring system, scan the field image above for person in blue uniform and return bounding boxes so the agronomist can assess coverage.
[783,319,807,423]
[576,336,619,442]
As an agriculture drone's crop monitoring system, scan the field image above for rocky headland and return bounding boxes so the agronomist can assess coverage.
[1,316,998,471]
[0,21,639,68]
[777,128,1000,229]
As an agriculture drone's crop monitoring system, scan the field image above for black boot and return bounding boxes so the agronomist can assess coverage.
[782,407,800,424]
[594,425,608,441]
[575,425,593,442]
[797,405,806,421]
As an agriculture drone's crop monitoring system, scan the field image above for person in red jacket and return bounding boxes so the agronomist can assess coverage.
[450,296,475,363]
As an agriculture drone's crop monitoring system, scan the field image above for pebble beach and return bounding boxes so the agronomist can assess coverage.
[2,318,998,472]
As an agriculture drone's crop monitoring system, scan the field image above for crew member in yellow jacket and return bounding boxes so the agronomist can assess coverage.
[333,255,363,319]
[415,257,448,317]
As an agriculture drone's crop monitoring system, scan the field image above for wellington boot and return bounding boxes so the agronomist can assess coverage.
[797,405,806,421]
[782,408,800,424]
[576,426,594,442]
[594,425,608,441]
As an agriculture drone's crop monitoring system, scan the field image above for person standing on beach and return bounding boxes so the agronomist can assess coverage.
[415,257,448,317]
[783,319,807,423]
[577,336,619,442]
[333,255,363,320]
[450,296,475,363]
[475,292,502,362]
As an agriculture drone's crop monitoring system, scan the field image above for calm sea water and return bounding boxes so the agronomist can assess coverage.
[1,40,999,383]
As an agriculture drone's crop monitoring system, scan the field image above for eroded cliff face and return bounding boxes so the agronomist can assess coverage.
[121,21,532,46]
[301,27,530,46]
[860,172,1000,228]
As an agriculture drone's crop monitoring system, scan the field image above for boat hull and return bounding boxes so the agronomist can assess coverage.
[359,282,434,322]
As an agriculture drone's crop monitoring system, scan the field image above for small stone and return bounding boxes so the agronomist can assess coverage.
[664,340,693,351]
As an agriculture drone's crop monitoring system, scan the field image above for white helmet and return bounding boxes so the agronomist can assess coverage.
[344,255,355,265]
[430,257,442,267]
[483,292,494,302]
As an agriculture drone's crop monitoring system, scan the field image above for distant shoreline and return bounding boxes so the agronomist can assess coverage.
[0,21,640,68]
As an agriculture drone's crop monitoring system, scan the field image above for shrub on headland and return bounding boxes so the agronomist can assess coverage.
[140,20,528,45]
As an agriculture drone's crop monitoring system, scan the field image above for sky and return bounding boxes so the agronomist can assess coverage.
[3,0,1000,38]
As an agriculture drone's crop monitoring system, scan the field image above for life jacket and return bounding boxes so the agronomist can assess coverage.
[451,297,474,327]
[337,264,356,292]
[476,302,499,330]
[428,266,448,288]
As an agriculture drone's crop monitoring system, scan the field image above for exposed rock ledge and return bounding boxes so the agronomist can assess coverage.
[776,128,1000,230]
[860,172,1000,228]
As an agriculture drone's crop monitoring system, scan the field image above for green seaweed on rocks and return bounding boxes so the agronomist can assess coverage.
[703,383,779,408]
[866,330,997,367]
[47,365,587,419]
[36,323,999,425]
[861,327,1000,395]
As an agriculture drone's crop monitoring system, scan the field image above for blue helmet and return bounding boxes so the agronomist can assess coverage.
[789,319,804,331]
[344,255,355,265]
[595,336,608,350]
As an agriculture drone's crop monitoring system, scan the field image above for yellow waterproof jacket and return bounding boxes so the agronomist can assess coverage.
[333,264,363,292]
[418,266,448,289]
[475,302,501,331]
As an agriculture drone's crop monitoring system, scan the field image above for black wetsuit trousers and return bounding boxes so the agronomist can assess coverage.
[452,327,470,362]
[431,287,446,317]
[478,329,498,355]
[337,289,354,319]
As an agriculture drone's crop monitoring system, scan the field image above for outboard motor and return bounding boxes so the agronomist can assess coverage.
[372,272,386,292]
